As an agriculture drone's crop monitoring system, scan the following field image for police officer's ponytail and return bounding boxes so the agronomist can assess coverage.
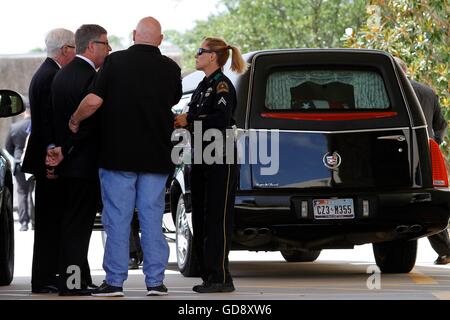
[204,37,248,74]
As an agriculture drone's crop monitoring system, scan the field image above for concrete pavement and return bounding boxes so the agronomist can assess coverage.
[3,218,450,300]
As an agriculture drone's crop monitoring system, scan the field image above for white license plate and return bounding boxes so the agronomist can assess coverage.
[313,198,354,220]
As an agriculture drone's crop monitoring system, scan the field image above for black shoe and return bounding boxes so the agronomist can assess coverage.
[82,283,99,290]
[128,257,140,270]
[146,284,168,296]
[192,281,235,293]
[434,255,450,265]
[20,223,28,232]
[59,288,94,296]
[91,281,124,297]
[32,284,59,294]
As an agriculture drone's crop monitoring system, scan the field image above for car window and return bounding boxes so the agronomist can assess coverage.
[172,94,192,115]
[265,69,390,111]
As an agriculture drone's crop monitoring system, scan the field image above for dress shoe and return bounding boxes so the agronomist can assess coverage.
[193,281,235,293]
[83,283,99,290]
[434,255,450,265]
[32,284,59,294]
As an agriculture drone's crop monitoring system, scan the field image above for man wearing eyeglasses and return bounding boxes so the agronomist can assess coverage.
[21,28,76,294]
[43,24,111,296]
[68,16,182,297]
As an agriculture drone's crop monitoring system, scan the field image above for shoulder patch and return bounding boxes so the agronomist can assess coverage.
[216,81,230,94]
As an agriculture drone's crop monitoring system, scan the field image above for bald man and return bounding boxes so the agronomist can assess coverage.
[68,17,182,296]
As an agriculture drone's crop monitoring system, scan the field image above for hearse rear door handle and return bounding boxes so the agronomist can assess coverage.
[377,135,406,142]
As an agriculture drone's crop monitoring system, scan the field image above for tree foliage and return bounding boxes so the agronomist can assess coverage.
[166,0,449,162]
[342,0,449,157]
[108,35,128,51]
[166,0,368,71]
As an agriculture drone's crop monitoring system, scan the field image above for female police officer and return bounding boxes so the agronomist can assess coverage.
[174,37,247,293]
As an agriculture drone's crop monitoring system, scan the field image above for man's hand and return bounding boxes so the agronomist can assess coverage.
[46,147,64,167]
[69,93,104,133]
[174,113,188,128]
[69,115,80,133]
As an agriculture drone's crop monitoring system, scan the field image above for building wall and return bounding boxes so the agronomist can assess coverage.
[0,55,45,148]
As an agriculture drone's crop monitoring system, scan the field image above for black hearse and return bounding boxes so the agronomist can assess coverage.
[170,49,450,276]
[0,90,25,285]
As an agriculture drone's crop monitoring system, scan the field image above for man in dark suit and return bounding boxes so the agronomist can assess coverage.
[5,107,33,232]
[68,17,182,297]
[395,57,450,265]
[46,24,111,296]
[21,28,76,294]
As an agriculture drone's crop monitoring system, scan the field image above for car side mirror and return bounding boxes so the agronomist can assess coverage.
[0,90,24,118]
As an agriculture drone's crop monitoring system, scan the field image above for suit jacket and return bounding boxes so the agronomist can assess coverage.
[5,117,31,161]
[51,57,99,179]
[410,79,447,144]
[22,58,60,177]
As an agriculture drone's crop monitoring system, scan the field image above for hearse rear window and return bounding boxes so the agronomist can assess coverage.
[265,70,390,111]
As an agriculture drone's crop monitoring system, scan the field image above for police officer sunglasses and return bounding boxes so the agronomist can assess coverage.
[197,48,214,56]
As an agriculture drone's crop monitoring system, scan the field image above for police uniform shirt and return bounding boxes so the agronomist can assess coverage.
[187,68,236,131]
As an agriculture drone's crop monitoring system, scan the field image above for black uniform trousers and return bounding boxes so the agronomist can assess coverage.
[57,177,100,292]
[429,228,450,256]
[191,162,237,284]
[31,176,64,290]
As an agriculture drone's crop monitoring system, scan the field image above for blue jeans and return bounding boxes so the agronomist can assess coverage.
[99,168,169,287]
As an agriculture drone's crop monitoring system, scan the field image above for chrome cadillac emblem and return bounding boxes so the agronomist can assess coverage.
[323,152,342,169]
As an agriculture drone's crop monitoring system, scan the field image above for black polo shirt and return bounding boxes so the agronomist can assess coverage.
[91,44,182,173]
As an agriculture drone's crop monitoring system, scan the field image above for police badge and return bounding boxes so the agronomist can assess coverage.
[205,87,213,97]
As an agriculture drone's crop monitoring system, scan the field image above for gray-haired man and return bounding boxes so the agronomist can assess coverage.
[21,28,76,294]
